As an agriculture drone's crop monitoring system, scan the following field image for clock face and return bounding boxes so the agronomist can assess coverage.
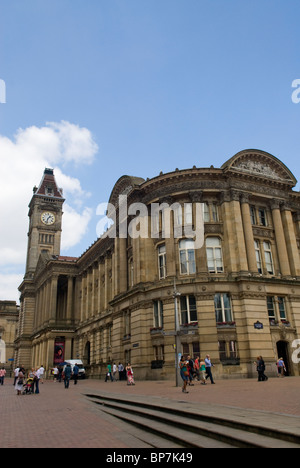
[41,212,55,225]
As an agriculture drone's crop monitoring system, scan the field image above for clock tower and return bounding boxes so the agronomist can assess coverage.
[25,168,65,277]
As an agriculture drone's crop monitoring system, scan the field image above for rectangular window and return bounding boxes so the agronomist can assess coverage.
[250,206,256,225]
[153,300,164,328]
[154,345,165,361]
[214,293,233,324]
[179,240,196,275]
[158,244,167,279]
[192,341,200,357]
[124,311,131,337]
[218,341,227,361]
[263,241,274,274]
[180,295,197,324]
[267,296,287,324]
[267,296,275,321]
[206,237,224,273]
[184,203,193,225]
[229,341,238,359]
[254,240,262,274]
[202,202,219,222]
[258,208,267,227]
[203,203,210,223]
[211,204,219,222]
[278,297,286,321]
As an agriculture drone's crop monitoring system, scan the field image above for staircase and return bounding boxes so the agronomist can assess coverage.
[85,392,300,448]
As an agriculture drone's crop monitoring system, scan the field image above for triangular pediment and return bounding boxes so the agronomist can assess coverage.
[222,150,297,187]
[34,251,51,280]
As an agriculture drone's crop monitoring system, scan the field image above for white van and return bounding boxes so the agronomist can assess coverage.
[64,360,86,379]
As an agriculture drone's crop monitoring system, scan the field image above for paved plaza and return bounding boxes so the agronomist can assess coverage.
[1,376,300,448]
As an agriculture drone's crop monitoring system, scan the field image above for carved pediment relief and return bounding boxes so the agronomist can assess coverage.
[222,150,297,187]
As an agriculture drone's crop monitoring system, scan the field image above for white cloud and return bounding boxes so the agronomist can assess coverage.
[0,121,98,301]
[62,204,93,250]
[0,274,23,303]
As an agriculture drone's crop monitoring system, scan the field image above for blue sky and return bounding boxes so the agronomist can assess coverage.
[1,0,300,301]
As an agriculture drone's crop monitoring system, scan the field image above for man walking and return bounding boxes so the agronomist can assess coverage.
[73,363,79,385]
[105,363,113,382]
[64,363,72,389]
[205,354,215,384]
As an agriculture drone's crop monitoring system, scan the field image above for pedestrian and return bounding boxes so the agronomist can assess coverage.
[53,366,59,382]
[277,358,286,378]
[199,358,207,385]
[112,363,117,381]
[118,362,124,381]
[73,363,79,385]
[0,367,6,385]
[179,356,189,393]
[126,363,135,386]
[64,363,72,389]
[34,368,41,394]
[187,355,195,386]
[205,354,215,384]
[38,365,45,384]
[15,369,24,396]
[105,363,113,382]
[58,366,63,383]
[254,356,268,382]
[13,366,20,386]
[194,357,200,381]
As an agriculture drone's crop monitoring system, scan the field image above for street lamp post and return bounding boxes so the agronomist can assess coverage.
[173,279,181,387]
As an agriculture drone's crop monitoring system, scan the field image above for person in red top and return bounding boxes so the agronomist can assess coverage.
[0,367,6,385]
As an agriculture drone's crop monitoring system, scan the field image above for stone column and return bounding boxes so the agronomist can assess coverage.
[240,194,258,273]
[49,276,58,323]
[281,205,300,277]
[221,191,248,274]
[66,276,73,321]
[271,200,291,277]
[119,238,128,293]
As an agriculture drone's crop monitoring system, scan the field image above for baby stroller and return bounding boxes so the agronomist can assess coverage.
[22,377,34,395]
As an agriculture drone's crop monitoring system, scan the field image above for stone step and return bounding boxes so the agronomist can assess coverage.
[87,394,300,448]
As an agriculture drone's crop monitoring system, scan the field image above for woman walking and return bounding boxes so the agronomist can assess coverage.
[0,367,6,386]
[126,363,135,386]
[277,358,286,378]
[255,356,268,382]
[199,358,207,385]
[15,369,24,395]
[179,356,189,393]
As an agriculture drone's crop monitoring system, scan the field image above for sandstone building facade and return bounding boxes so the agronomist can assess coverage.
[15,150,300,379]
[0,301,19,368]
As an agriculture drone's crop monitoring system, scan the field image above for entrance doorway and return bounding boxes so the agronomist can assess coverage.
[276,341,291,376]
[84,341,91,366]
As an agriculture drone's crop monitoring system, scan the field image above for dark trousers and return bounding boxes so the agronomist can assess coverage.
[35,378,40,394]
[258,371,268,381]
[205,367,215,384]
[64,377,70,388]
